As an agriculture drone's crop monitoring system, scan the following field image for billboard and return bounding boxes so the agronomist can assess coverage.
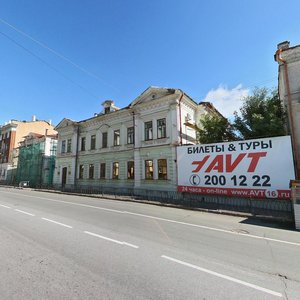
[177,136,295,199]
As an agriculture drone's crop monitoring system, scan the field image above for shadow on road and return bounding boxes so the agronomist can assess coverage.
[240,217,295,231]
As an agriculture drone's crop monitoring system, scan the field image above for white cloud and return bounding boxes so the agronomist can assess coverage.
[202,84,249,119]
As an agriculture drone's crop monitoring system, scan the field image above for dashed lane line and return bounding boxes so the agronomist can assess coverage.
[84,231,139,249]
[0,204,11,209]
[14,209,35,216]
[41,217,73,229]
[1,191,300,247]
[161,255,283,298]
[0,201,138,248]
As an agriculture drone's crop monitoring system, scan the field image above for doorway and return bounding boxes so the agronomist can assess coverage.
[62,167,67,187]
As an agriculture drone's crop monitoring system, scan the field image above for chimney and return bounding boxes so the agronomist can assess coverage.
[277,41,290,50]
[32,115,36,122]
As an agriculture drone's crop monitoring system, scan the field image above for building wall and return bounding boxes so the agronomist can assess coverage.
[13,121,56,149]
[54,87,219,192]
[53,121,77,188]
[0,119,56,183]
[276,42,300,177]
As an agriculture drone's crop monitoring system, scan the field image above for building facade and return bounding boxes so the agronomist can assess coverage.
[54,87,220,194]
[0,118,57,184]
[16,132,58,187]
[275,41,300,178]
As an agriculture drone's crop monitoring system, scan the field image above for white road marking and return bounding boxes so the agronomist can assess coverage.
[7,193,125,214]
[41,217,73,228]
[84,231,139,249]
[123,211,300,247]
[161,255,283,298]
[0,204,11,209]
[2,190,300,247]
[14,209,35,216]
[122,242,139,249]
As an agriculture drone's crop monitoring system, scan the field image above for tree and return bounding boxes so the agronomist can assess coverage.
[197,114,237,144]
[233,88,286,139]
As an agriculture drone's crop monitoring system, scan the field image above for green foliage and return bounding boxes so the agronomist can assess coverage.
[197,114,237,144]
[233,88,286,139]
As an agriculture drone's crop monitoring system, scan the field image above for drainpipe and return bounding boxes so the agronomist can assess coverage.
[74,125,80,189]
[178,90,184,145]
[276,48,300,178]
[132,111,135,147]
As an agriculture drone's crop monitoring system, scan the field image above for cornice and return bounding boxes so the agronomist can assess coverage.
[281,48,300,64]
[79,109,132,128]
[133,96,177,113]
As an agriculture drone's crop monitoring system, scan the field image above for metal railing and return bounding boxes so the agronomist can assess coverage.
[35,184,294,222]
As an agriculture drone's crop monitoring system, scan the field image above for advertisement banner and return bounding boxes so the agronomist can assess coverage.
[177,136,295,199]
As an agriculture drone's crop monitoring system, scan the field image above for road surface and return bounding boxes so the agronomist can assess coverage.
[0,187,299,299]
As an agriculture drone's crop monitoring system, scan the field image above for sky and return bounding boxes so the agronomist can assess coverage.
[0,0,300,126]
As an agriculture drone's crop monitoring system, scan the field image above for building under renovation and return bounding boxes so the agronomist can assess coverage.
[0,117,57,184]
[16,132,58,187]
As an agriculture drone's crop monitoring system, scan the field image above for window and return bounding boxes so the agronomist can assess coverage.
[67,139,72,153]
[50,140,57,156]
[157,118,166,139]
[100,163,106,179]
[79,165,84,179]
[89,164,94,179]
[145,160,153,179]
[81,137,86,151]
[91,135,96,150]
[127,161,134,179]
[145,121,153,140]
[61,140,66,153]
[112,162,119,179]
[127,127,134,144]
[158,159,167,180]
[102,132,108,148]
[114,130,120,146]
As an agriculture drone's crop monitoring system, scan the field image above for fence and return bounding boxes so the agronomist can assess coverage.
[39,184,293,222]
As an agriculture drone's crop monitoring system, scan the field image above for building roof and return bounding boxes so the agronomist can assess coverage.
[55,86,225,127]
[199,102,225,118]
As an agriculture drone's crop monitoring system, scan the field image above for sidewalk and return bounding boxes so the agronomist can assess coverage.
[33,187,295,227]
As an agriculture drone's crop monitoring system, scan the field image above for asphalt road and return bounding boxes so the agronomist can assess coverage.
[0,187,300,299]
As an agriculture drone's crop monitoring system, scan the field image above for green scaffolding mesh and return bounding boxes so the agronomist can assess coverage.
[16,141,56,187]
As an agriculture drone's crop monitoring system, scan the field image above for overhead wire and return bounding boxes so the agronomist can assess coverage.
[0,29,99,100]
[0,17,116,91]
[0,17,279,104]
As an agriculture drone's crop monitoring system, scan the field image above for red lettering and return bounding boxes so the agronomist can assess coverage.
[205,155,223,172]
[247,152,267,172]
[225,153,246,172]
[191,152,267,174]
[191,156,210,172]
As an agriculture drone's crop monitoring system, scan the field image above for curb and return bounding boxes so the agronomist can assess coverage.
[0,185,293,225]
[33,188,294,225]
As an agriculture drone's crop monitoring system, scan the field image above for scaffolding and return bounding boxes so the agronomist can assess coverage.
[16,140,56,187]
